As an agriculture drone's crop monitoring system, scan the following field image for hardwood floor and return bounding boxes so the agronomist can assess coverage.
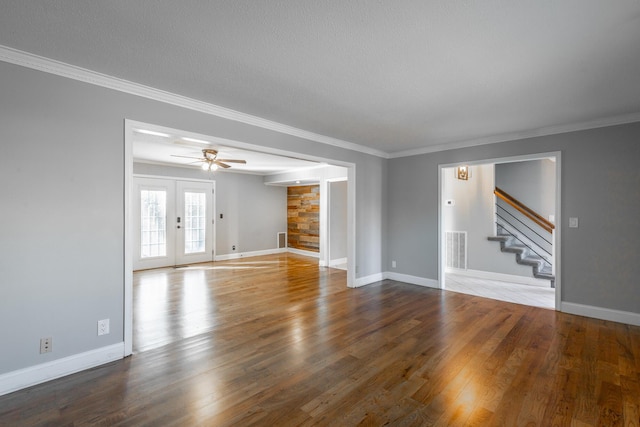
[1,253,639,426]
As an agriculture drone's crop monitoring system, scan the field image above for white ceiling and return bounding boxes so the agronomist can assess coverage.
[1,1,639,155]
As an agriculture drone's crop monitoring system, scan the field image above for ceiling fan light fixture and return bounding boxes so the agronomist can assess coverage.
[200,161,218,172]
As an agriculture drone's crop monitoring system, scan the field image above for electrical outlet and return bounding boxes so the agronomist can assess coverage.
[40,337,52,354]
[232,245,236,251]
[97,319,110,336]
[392,260,397,268]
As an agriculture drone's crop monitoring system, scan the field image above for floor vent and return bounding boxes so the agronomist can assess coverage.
[446,231,467,270]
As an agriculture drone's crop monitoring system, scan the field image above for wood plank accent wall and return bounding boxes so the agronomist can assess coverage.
[287,185,320,252]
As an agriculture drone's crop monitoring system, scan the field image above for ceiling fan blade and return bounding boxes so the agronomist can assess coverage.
[213,160,232,169]
[216,159,247,164]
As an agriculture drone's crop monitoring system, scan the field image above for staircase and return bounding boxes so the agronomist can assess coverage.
[488,188,555,288]
[488,227,555,287]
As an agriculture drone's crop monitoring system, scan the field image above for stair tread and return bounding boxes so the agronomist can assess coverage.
[535,272,555,279]
[518,257,546,268]
[503,245,527,254]
[506,244,527,249]
[520,256,544,263]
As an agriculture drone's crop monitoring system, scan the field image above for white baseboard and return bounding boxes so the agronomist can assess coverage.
[561,302,640,327]
[447,268,551,288]
[329,257,347,267]
[215,247,286,261]
[352,272,440,289]
[352,272,385,288]
[0,343,124,397]
[287,248,320,258]
[385,272,441,289]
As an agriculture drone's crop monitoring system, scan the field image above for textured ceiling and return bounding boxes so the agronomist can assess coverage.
[1,1,640,154]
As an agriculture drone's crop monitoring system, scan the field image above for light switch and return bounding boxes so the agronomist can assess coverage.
[569,217,579,228]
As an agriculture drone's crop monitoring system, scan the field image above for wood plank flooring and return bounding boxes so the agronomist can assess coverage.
[1,253,639,426]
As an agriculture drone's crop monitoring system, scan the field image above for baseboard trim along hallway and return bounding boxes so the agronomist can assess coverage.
[0,343,124,397]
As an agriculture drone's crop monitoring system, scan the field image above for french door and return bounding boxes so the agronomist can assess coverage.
[133,177,214,270]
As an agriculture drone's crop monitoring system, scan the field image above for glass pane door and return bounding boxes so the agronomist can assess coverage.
[140,189,167,258]
[133,177,176,270]
[184,191,206,254]
[176,181,214,265]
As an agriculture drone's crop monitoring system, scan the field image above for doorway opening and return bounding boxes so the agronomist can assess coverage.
[124,120,356,355]
[439,152,561,310]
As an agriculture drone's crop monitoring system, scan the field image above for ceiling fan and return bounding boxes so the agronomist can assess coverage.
[171,149,247,171]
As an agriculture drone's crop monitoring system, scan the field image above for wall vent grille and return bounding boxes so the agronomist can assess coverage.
[277,232,287,249]
[446,231,467,270]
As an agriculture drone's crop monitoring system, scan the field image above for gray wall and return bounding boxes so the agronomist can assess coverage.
[0,61,385,374]
[495,158,556,221]
[2,56,639,380]
[388,123,640,313]
[329,180,348,260]
[443,164,532,277]
[215,173,286,255]
[134,163,286,255]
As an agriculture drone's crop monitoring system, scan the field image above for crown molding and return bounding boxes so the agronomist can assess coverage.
[388,111,640,158]
[3,45,639,161]
[0,45,388,159]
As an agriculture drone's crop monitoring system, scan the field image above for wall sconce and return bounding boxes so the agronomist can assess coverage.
[456,165,470,180]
